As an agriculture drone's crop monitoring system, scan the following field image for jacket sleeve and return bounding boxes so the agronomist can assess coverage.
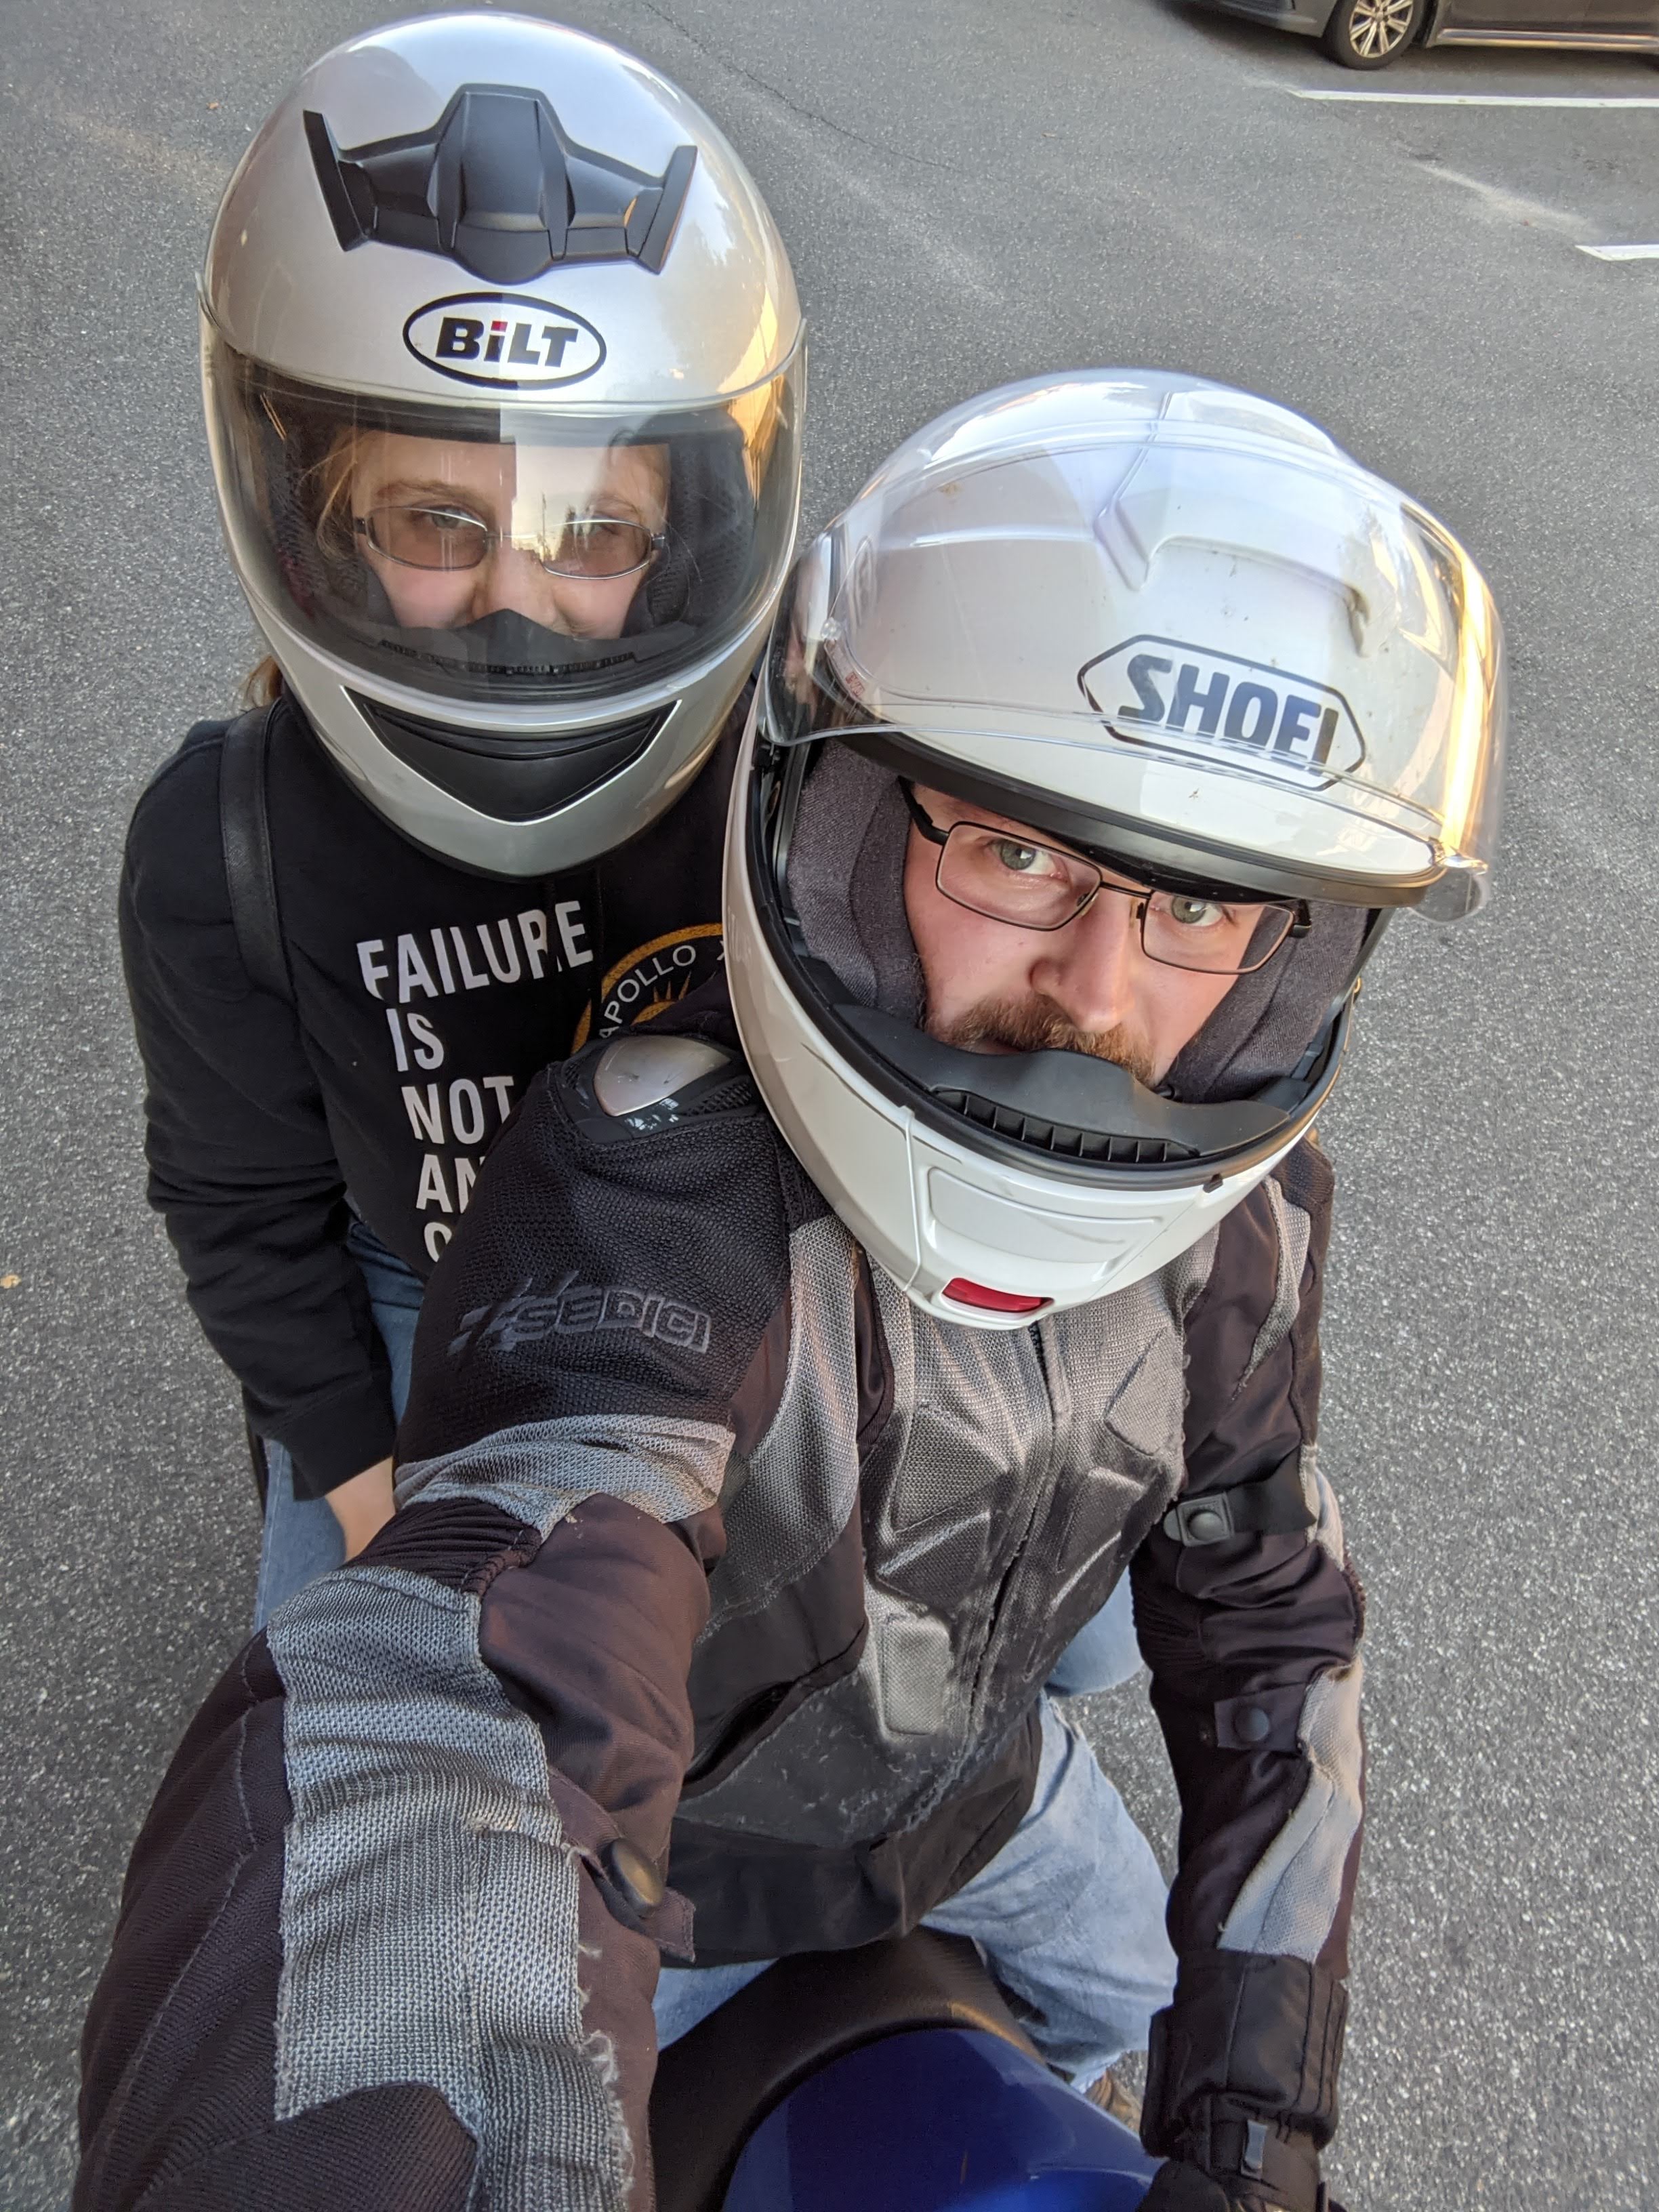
[75,1488,719,2212]
[120,733,396,1496]
[79,1040,789,2211]
[1132,1139,1362,2211]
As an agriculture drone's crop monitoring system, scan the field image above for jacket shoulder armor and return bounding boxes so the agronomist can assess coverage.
[594,1035,735,1118]
[558,1032,758,1144]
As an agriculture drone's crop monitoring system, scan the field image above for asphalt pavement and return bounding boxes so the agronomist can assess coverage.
[2,0,1657,2203]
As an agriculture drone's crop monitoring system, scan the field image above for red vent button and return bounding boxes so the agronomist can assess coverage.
[942,1277,1052,1315]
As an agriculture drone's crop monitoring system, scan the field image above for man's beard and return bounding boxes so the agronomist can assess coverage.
[929,994,1160,1088]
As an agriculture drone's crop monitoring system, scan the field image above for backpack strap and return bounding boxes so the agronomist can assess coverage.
[218,703,294,1004]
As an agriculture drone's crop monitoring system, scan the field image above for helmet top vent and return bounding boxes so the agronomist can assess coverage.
[304,84,697,284]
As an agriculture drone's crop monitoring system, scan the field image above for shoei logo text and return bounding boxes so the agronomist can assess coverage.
[404,292,606,389]
[1080,638,1366,779]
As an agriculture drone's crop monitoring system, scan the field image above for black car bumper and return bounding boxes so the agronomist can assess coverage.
[1193,0,1332,35]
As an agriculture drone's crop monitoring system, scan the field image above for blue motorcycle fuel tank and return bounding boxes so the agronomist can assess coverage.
[721,2025,1160,2211]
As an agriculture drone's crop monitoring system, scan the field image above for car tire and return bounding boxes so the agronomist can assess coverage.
[1320,0,1422,65]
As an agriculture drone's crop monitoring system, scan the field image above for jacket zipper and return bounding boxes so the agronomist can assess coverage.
[966,1317,1061,1732]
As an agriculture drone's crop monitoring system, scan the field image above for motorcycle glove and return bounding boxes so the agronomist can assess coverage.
[1140,2156,1348,2212]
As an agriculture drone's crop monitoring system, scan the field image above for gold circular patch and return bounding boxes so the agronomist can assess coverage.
[570,922,724,1050]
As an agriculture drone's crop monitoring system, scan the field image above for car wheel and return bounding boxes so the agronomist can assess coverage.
[1320,0,1421,65]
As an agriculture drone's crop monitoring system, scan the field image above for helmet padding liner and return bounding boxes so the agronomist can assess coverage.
[787,743,922,1023]
[785,740,1368,1109]
[1163,903,1370,1105]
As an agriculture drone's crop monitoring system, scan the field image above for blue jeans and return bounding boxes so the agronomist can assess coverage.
[251,1220,424,1630]
[653,1696,1176,2083]
[1046,1571,1141,1698]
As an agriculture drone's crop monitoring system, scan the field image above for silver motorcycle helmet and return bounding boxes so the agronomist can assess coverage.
[202,12,804,876]
[724,371,1504,1326]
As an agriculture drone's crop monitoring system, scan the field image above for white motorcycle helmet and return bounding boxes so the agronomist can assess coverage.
[202,12,803,877]
[724,371,1504,1326]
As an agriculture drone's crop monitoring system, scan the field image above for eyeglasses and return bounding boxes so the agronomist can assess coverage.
[354,504,665,580]
[901,785,1308,977]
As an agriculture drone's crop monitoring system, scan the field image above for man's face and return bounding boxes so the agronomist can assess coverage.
[348,431,669,640]
[903,785,1245,1086]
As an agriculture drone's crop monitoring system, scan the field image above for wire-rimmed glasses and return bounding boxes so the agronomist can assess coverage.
[354,503,665,580]
[901,785,1308,977]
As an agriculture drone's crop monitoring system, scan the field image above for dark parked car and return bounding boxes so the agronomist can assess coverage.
[1204,0,1659,68]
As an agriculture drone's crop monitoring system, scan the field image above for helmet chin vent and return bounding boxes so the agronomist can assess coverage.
[935,1088,1200,1167]
[352,694,667,822]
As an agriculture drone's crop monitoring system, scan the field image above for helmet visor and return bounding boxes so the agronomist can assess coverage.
[761,436,1503,911]
[205,325,801,708]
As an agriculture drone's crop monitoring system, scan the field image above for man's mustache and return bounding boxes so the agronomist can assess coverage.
[929,995,1159,1088]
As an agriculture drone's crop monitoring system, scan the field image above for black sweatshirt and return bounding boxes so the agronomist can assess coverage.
[119,695,736,1497]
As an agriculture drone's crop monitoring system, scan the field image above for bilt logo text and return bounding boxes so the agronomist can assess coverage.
[405,291,606,389]
[1080,638,1365,777]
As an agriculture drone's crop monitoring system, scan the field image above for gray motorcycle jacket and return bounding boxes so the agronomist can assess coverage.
[76,999,1363,2212]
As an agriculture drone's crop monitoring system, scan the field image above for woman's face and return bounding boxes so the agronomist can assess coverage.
[348,432,670,638]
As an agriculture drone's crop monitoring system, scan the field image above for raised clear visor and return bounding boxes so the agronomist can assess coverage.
[205,326,802,706]
[762,384,1503,912]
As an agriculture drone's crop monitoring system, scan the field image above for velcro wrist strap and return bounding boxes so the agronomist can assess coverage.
[1144,1952,1348,2163]
[1199,2112,1324,2211]
[1162,1452,1315,1549]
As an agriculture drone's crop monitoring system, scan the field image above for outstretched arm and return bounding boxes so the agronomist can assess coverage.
[80,1030,784,2212]
[1134,1144,1362,2212]
[77,1471,720,2212]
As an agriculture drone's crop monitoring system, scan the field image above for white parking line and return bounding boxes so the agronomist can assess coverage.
[1577,242,1659,260]
[1288,89,1659,104]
